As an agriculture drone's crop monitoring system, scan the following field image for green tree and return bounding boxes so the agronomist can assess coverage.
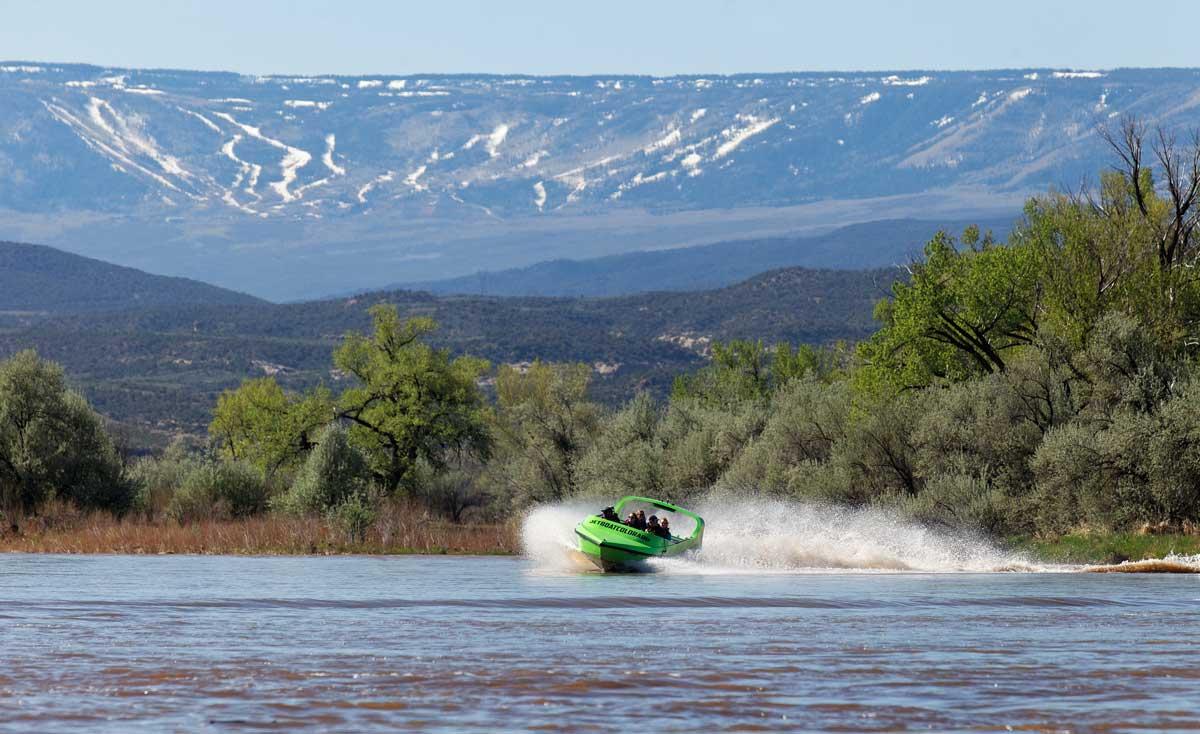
[672,339,771,406]
[673,338,841,408]
[1017,121,1200,351]
[209,377,334,477]
[576,392,665,499]
[859,227,1040,390]
[334,306,491,493]
[490,361,602,504]
[0,350,129,512]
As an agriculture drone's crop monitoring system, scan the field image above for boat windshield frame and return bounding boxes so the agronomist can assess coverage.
[610,495,704,538]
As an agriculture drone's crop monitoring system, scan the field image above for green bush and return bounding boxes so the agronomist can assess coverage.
[327,491,378,544]
[274,424,372,515]
[892,472,1012,534]
[128,439,197,518]
[166,460,269,524]
[910,374,1042,498]
[658,398,766,494]
[720,378,850,494]
[830,394,923,502]
[576,393,665,499]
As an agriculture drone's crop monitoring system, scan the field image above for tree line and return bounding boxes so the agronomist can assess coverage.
[4,118,1200,540]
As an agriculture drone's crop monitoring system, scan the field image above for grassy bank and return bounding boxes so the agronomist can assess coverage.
[1008,533,1200,565]
[0,506,520,556]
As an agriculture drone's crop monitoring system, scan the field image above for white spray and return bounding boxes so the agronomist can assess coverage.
[522,496,1041,574]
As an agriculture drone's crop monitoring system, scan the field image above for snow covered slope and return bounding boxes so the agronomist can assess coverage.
[2,63,1197,298]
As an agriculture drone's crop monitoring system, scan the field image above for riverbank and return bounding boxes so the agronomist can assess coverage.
[1009,532,1200,565]
[4,506,1198,564]
[0,509,520,555]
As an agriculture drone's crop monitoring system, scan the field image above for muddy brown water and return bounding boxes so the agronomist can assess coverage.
[2,554,1199,732]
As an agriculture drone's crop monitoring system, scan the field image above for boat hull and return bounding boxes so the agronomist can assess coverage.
[573,512,702,572]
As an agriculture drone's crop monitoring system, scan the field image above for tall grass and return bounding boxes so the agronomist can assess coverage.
[0,499,519,555]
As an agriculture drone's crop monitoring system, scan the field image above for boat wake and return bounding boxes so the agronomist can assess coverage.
[523,497,1045,574]
[1086,555,1200,573]
[523,496,1200,574]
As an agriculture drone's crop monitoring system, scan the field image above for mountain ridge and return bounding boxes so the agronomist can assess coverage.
[2,62,1192,297]
[394,217,1013,297]
[0,240,263,315]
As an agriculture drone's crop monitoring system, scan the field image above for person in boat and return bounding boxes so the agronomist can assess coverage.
[636,510,647,529]
[624,512,639,527]
[659,517,672,539]
[601,506,620,522]
[647,516,662,535]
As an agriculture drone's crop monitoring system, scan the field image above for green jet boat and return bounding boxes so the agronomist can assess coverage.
[574,496,704,572]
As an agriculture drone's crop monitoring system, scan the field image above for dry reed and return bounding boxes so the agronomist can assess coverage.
[0,500,520,556]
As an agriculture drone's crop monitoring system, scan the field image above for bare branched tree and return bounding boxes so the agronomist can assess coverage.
[1100,117,1200,280]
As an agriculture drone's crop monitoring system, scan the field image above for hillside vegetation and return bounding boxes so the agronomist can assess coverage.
[0,266,886,438]
[0,241,261,316]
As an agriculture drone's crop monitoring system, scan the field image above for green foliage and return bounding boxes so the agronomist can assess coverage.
[576,393,665,499]
[891,472,1012,535]
[326,491,378,544]
[0,350,130,512]
[1018,169,1200,351]
[673,339,844,409]
[335,306,491,493]
[489,361,602,505]
[413,458,492,522]
[859,227,1039,390]
[275,424,373,515]
[165,459,270,524]
[1011,532,1200,565]
[128,438,197,517]
[657,398,766,493]
[673,340,771,406]
[209,377,334,477]
[720,378,851,495]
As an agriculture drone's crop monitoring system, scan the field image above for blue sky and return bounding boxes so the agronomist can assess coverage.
[2,0,1197,75]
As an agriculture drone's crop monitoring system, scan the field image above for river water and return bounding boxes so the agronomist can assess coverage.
[3,503,1200,732]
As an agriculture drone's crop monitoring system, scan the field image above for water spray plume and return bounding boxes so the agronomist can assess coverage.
[523,496,1037,573]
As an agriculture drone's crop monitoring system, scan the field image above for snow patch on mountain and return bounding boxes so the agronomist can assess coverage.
[1053,71,1105,79]
[356,171,394,204]
[284,99,331,110]
[273,148,312,201]
[213,111,311,202]
[485,124,509,157]
[322,134,345,176]
[643,127,681,154]
[714,116,779,159]
[883,75,931,86]
[180,108,222,134]
[404,165,427,191]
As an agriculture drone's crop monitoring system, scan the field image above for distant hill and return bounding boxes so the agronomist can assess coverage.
[0,241,263,315]
[1,63,1195,297]
[398,218,1012,297]
[0,266,892,440]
